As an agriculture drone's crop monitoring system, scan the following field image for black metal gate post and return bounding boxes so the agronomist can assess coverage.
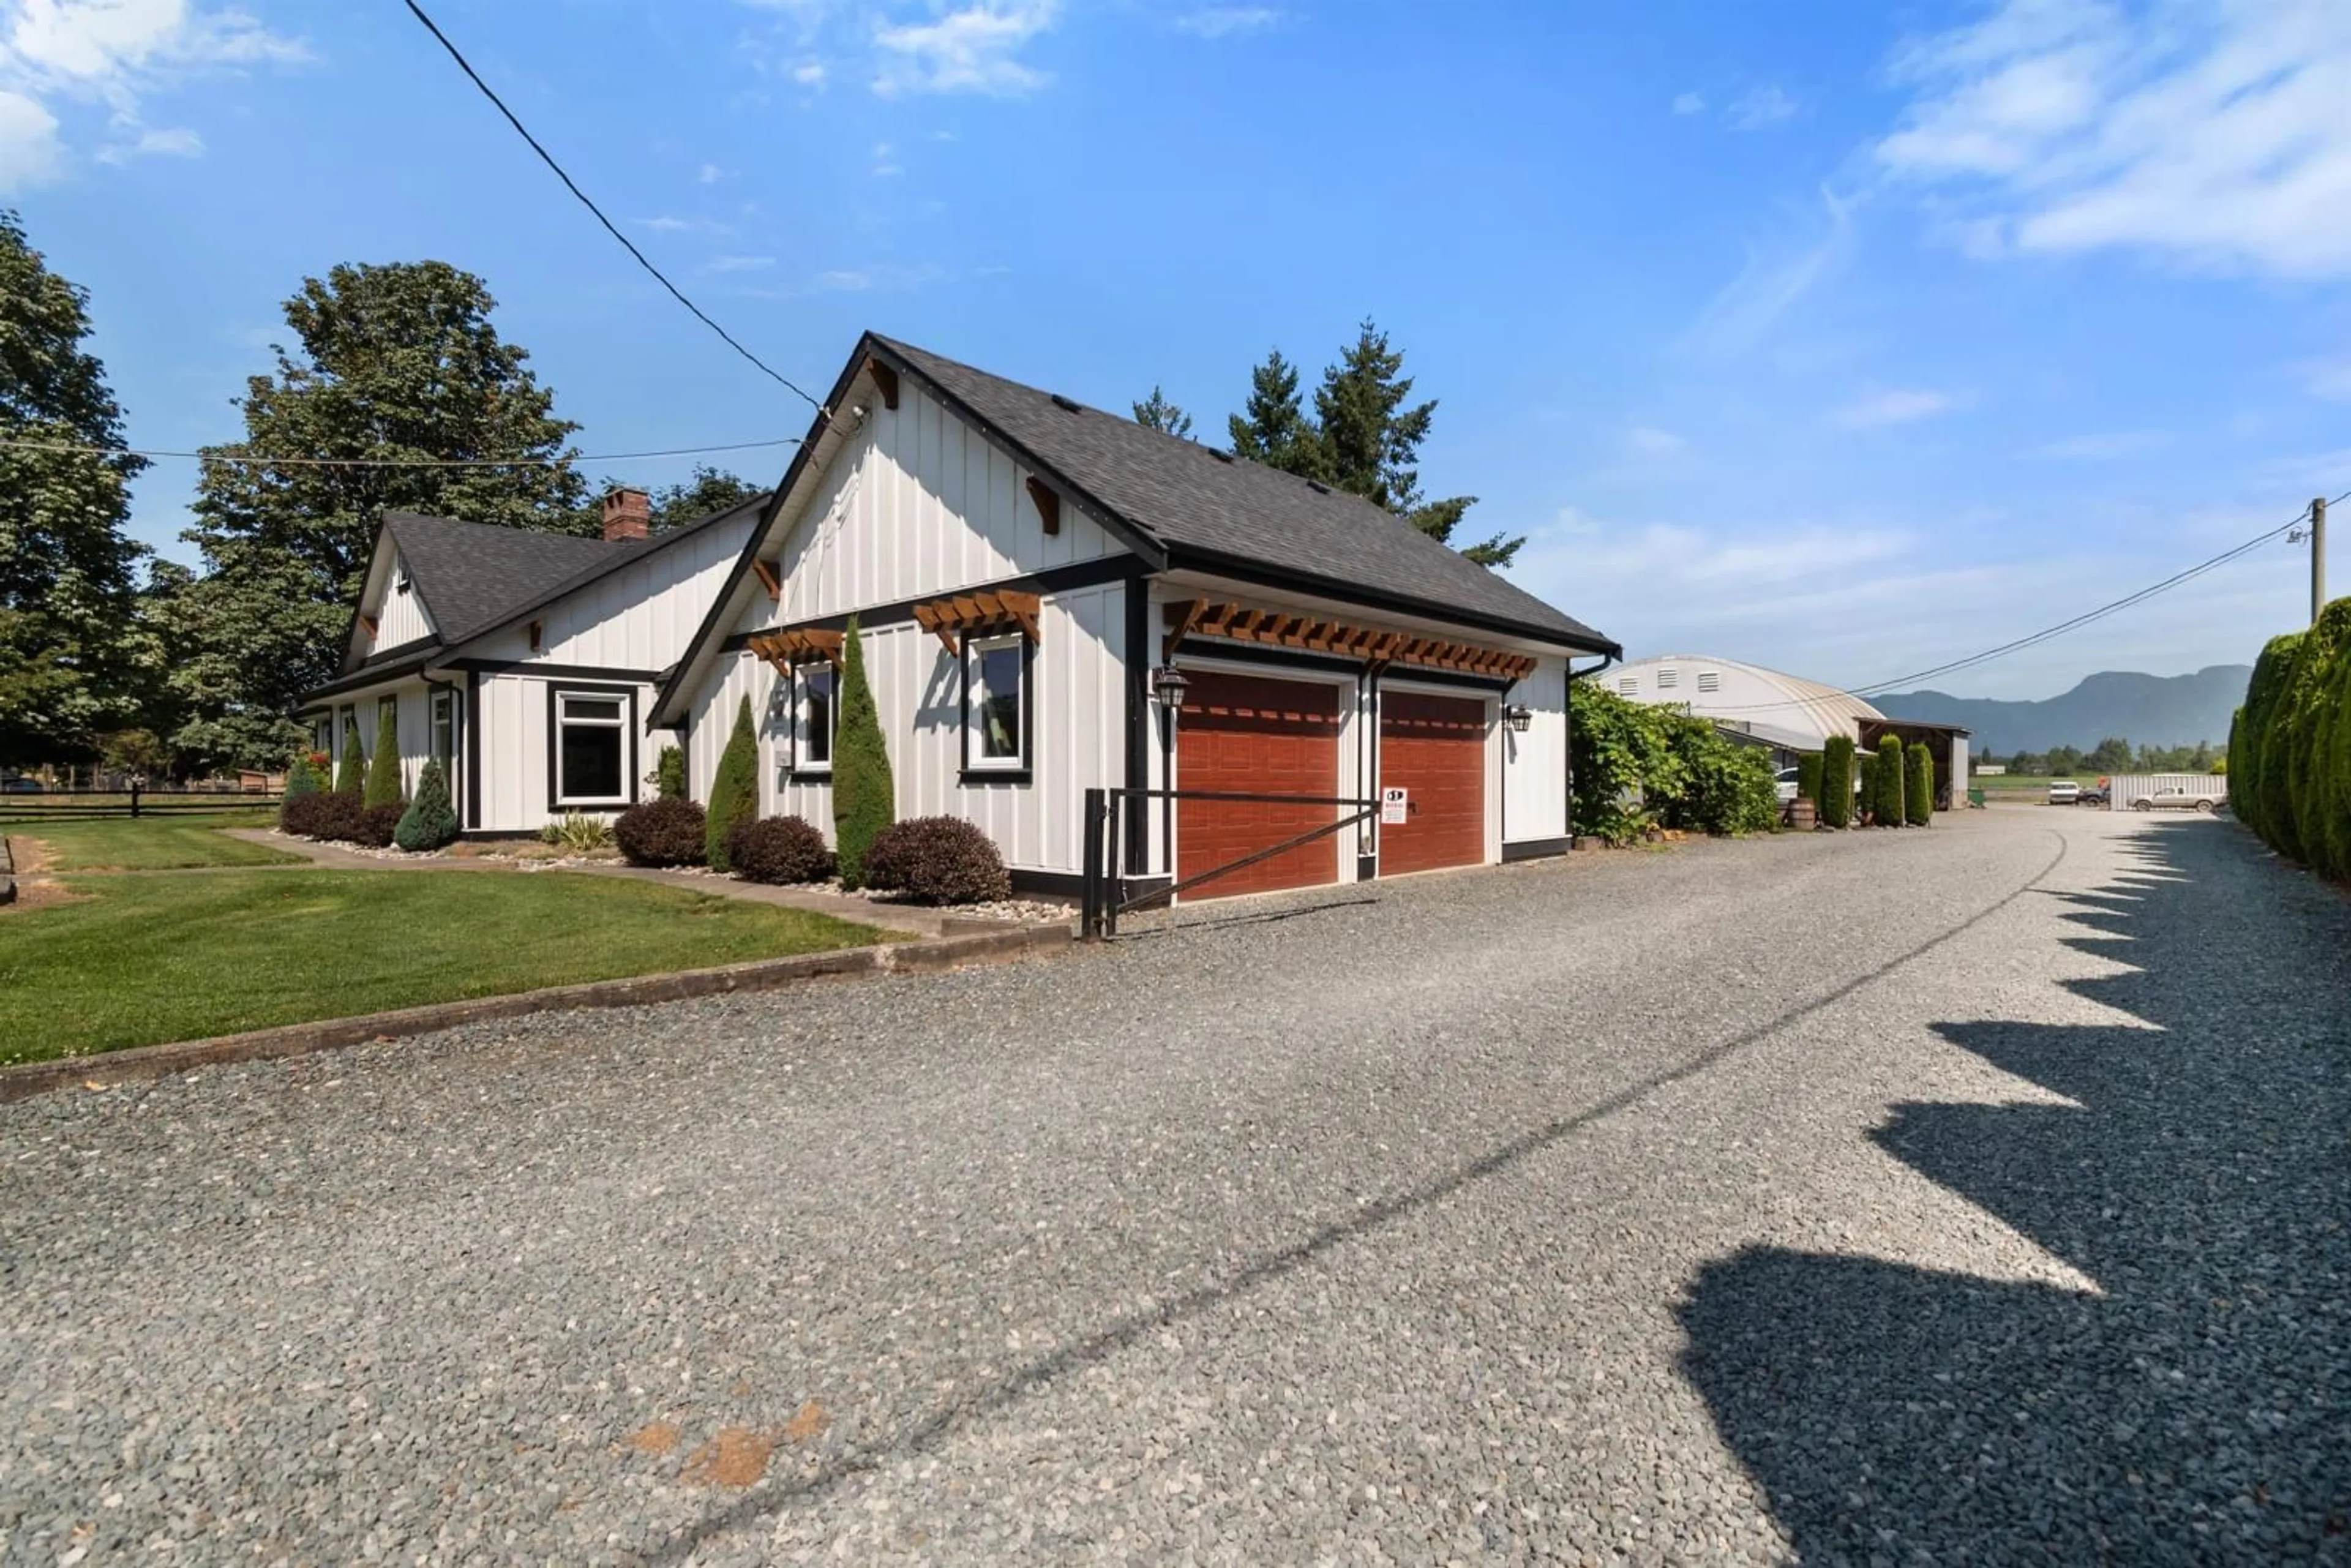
[1104,792,1123,937]
[1080,787,1106,941]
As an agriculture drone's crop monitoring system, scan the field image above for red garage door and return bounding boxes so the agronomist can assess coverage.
[1379,691,1487,876]
[1177,672,1341,898]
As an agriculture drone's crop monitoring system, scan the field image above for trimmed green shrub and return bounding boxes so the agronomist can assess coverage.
[615,798,707,867]
[283,754,324,801]
[1905,741,1935,826]
[1818,735,1855,828]
[727,814,834,884]
[1666,729,1780,836]
[335,729,366,796]
[653,744,688,801]
[1875,735,1905,827]
[2285,599,2351,868]
[303,792,362,841]
[862,816,1010,904]
[1795,751,1823,806]
[2238,630,2303,851]
[705,695,761,872]
[1858,751,1880,825]
[394,757,459,852]
[833,616,896,889]
[364,705,403,808]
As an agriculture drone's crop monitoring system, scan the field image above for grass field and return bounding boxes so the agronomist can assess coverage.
[7,812,294,871]
[0,868,887,1063]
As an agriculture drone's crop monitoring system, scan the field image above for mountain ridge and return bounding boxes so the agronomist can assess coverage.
[1874,666,2251,755]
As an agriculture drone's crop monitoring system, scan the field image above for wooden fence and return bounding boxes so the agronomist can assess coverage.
[0,787,283,827]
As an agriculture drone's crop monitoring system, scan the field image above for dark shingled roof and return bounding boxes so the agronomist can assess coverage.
[380,513,618,647]
[871,335,1616,654]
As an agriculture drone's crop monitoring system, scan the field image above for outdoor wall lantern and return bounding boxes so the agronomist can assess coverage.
[1151,664,1191,711]
[1504,703,1533,733]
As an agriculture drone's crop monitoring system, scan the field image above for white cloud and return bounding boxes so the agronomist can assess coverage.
[1831,388,1955,429]
[869,138,900,176]
[696,162,726,184]
[1876,0,2351,277]
[790,59,825,86]
[1626,424,1689,458]
[636,214,693,231]
[0,0,306,190]
[1671,90,1703,116]
[2031,429,2168,460]
[705,254,777,272]
[1174,6,1277,39]
[872,1,1057,97]
[1681,184,1856,356]
[1726,83,1796,130]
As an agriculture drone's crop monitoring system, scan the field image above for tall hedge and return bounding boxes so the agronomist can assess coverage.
[2230,603,2351,882]
[705,694,760,873]
[2285,599,2351,867]
[364,703,403,808]
[2237,630,2304,852]
[335,729,366,796]
[1905,741,1935,826]
[1818,735,1855,828]
[832,615,896,888]
[1857,750,1879,825]
[1874,735,1906,827]
[1796,751,1823,806]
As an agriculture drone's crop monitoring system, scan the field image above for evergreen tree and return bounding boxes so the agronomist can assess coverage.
[364,703,403,806]
[1227,349,1321,474]
[1858,750,1880,825]
[832,616,895,890]
[1875,735,1907,826]
[171,260,588,768]
[653,743,687,800]
[1796,751,1823,805]
[0,208,151,768]
[335,729,366,795]
[282,753,325,801]
[705,694,760,872]
[394,756,459,851]
[1906,740,1935,825]
[1819,735,1854,828]
[1132,386,1194,439]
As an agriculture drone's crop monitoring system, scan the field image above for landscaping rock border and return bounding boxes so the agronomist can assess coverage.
[0,922,1070,1103]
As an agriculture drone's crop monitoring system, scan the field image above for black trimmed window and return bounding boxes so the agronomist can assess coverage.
[793,661,836,776]
[962,632,1030,778]
[430,690,457,764]
[554,690,629,806]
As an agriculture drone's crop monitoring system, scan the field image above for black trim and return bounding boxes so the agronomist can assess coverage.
[1169,636,1518,692]
[718,556,1142,653]
[959,769,1034,787]
[1502,836,1570,862]
[959,627,1035,780]
[544,681,640,813]
[447,658,665,683]
[1125,581,1151,875]
[1163,545,1620,658]
[306,642,438,702]
[1355,852,1378,882]
[465,669,481,831]
[1008,869,1167,904]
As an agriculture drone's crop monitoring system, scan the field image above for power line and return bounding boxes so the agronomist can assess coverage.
[400,0,827,415]
[1692,494,2347,715]
[0,435,798,469]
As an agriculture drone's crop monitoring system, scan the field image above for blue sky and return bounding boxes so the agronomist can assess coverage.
[5,0,2348,699]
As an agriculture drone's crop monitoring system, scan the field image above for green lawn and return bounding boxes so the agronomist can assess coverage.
[0,869,887,1063]
[7,812,294,871]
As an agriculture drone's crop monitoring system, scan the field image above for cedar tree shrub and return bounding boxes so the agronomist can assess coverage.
[832,617,895,889]
[1796,751,1823,806]
[364,705,403,807]
[705,694,760,872]
[283,754,324,801]
[1857,751,1880,825]
[862,816,1010,905]
[2285,598,2351,868]
[394,757,460,851]
[653,743,688,801]
[726,814,834,884]
[1818,735,1854,828]
[1905,741,1935,826]
[334,729,366,796]
[616,797,708,867]
[1875,735,1906,827]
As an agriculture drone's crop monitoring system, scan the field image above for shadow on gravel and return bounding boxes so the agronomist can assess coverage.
[1678,821,2351,1560]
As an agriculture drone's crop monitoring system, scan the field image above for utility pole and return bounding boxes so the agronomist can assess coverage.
[2313,495,2328,625]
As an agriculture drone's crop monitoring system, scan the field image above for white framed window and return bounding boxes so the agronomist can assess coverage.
[791,662,836,776]
[962,633,1029,778]
[430,690,457,763]
[553,689,631,806]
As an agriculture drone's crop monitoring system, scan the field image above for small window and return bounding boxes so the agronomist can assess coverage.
[430,690,457,763]
[792,662,836,774]
[1657,668,1679,690]
[1618,677,1639,696]
[395,572,412,596]
[963,634,1028,775]
[1697,671,1720,694]
[555,691,629,805]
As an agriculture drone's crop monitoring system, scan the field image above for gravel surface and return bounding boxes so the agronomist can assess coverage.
[2,811,2343,1564]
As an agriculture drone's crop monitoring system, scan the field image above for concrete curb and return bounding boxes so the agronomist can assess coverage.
[0,922,1072,1105]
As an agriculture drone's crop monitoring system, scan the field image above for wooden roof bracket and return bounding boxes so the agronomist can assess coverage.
[1024,475,1061,536]
[864,356,900,411]
[751,558,781,601]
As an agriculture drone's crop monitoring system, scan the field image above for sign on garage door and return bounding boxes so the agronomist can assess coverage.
[1378,691,1486,876]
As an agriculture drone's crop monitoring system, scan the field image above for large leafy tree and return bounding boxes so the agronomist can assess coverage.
[1228,323,1521,569]
[649,465,763,527]
[0,208,150,768]
[168,260,588,768]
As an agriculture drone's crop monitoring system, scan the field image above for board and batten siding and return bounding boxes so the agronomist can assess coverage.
[690,581,1129,877]
[372,548,437,649]
[468,672,656,834]
[774,383,1125,623]
[1500,655,1569,846]
[463,515,755,669]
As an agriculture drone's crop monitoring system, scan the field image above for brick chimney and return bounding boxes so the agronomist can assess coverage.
[602,486,651,542]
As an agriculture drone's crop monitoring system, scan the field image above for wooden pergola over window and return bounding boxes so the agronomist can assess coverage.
[747,627,844,668]
[1163,598,1537,680]
[912,590,1041,654]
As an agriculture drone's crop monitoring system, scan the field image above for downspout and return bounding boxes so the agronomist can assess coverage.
[1564,652,1619,850]
[423,669,462,831]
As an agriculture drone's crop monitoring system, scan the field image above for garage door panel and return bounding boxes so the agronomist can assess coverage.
[1177,673,1340,898]
[1380,692,1485,876]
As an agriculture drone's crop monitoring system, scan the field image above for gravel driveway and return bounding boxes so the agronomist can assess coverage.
[3,811,2344,1564]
